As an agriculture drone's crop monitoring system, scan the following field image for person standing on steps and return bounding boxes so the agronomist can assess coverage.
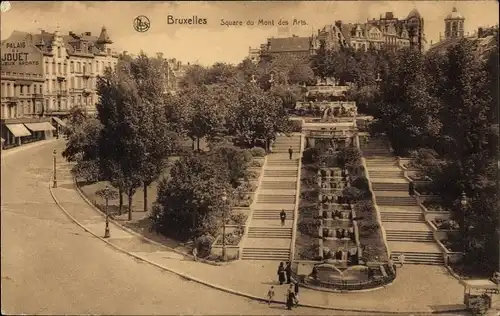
[285,261,292,284]
[280,209,286,226]
[408,180,415,196]
[277,262,286,285]
[399,253,406,267]
[288,146,293,160]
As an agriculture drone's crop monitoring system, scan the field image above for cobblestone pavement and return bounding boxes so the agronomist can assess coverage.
[3,140,393,316]
[1,140,467,315]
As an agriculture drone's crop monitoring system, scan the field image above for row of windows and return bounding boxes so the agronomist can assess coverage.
[44,59,117,75]
[1,82,43,95]
[1,78,93,96]
[1,95,94,119]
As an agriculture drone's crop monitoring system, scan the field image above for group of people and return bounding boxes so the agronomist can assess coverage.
[271,261,300,310]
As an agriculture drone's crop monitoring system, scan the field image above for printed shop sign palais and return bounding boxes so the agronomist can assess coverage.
[1,41,43,71]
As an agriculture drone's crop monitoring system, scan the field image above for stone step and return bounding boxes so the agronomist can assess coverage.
[381,212,424,222]
[368,170,404,178]
[376,196,417,206]
[386,230,434,242]
[253,214,294,220]
[257,195,296,204]
[247,227,292,238]
[264,170,298,177]
[372,182,408,191]
[266,161,300,166]
[261,181,297,189]
[391,251,445,265]
[241,248,290,261]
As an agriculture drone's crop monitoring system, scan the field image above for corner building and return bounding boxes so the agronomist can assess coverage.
[0,26,118,147]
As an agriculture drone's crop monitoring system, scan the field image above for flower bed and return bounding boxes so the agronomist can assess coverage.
[432,218,459,230]
[422,199,451,213]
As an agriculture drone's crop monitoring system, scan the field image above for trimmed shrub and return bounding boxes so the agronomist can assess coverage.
[298,219,321,237]
[351,176,370,192]
[250,159,263,167]
[342,187,363,202]
[337,147,362,168]
[195,234,215,258]
[250,147,266,157]
[353,200,375,215]
[288,120,302,133]
[303,147,321,164]
[243,150,253,163]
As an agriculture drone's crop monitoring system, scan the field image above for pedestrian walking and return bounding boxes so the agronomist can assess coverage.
[192,247,198,262]
[288,146,293,160]
[267,286,275,305]
[408,181,415,196]
[285,261,292,284]
[286,284,295,310]
[280,209,286,226]
[277,262,286,285]
[399,253,405,267]
[293,280,300,305]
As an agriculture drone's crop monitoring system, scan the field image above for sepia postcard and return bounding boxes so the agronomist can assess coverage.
[1,1,499,315]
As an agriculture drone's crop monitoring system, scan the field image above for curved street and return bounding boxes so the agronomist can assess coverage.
[2,140,425,316]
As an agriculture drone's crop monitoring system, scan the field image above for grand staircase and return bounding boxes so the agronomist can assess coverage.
[362,137,445,265]
[241,134,301,261]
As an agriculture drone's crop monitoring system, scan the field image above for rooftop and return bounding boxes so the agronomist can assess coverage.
[267,36,311,53]
[445,7,465,20]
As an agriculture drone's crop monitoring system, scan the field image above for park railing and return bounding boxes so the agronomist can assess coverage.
[291,263,396,292]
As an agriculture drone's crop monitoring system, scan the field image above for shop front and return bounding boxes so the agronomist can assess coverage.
[1,118,55,149]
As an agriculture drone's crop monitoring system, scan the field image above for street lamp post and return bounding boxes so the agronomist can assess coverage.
[460,191,468,252]
[52,149,58,188]
[221,192,228,261]
[375,73,382,86]
[104,185,111,238]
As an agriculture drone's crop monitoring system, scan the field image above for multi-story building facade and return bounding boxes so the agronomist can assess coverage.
[257,9,426,59]
[0,26,118,147]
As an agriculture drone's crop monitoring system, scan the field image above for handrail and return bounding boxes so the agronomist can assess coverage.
[360,155,391,261]
[237,155,268,259]
[290,131,305,262]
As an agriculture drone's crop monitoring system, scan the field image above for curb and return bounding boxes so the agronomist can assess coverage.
[72,177,228,266]
[49,177,467,314]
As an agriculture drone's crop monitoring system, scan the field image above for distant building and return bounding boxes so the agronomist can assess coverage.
[260,35,315,59]
[1,26,118,147]
[444,7,465,39]
[333,10,426,52]
[248,46,260,64]
[165,58,189,93]
[428,7,498,59]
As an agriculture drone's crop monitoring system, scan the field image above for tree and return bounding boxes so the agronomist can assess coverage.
[62,117,102,163]
[152,154,231,241]
[183,85,230,150]
[372,48,442,155]
[209,144,250,188]
[288,63,315,85]
[231,83,290,147]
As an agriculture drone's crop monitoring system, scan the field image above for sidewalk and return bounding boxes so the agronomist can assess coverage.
[50,158,467,314]
[1,139,58,159]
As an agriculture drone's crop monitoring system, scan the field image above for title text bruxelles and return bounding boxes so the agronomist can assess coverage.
[167,15,207,25]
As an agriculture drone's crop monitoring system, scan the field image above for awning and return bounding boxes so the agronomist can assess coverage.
[24,122,56,132]
[6,124,32,137]
[52,117,67,127]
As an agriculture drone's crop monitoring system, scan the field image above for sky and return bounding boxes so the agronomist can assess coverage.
[1,1,498,66]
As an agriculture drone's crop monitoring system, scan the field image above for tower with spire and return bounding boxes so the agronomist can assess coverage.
[444,7,465,39]
[96,26,113,53]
